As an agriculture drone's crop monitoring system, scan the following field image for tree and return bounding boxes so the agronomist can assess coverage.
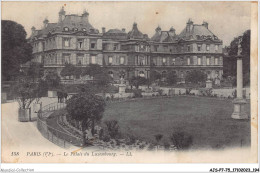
[166,71,177,85]
[104,120,120,139]
[185,70,207,84]
[11,76,37,109]
[26,62,44,82]
[45,71,61,90]
[66,92,106,145]
[2,20,33,81]
[129,76,148,89]
[60,63,77,78]
[225,30,250,86]
[83,64,112,96]
[170,131,193,150]
[149,70,161,87]
[83,64,103,78]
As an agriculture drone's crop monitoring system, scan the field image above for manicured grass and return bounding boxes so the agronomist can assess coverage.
[102,96,250,149]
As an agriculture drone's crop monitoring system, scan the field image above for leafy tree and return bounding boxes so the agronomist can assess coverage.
[66,92,105,145]
[83,64,103,78]
[129,76,148,89]
[170,131,193,150]
[60,63,77,78]
[2,20,33,81]
[185,70,207,84]
[26,62,44,82]
[148,70,161,87]
[45,71,61,90]
[166,71,177,85]
[225,30,250,86]
[11,76,37,109]
[104,120,120,139]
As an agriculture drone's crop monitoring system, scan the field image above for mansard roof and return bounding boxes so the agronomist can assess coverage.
[151,27,177,43]
[127,23,148,40]
[29,12,97,40]
[106,29,125,34]
[178,22,220,41]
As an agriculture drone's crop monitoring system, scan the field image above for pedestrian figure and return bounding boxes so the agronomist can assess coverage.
[57,91,62,103]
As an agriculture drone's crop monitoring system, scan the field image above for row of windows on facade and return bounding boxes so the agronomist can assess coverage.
[44,55,126,65]
[63,38,97,49]
[153,44,219,52]
[63,27,87,32]
[107,70,221,79]
[153,56,221,66]
[34,37,220,53]
[43,55,220,66]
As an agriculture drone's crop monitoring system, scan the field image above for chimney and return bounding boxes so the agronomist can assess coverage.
[43,18,49,28]
[133,22,138,30]
[82,9,89,22]
[202,21,208,29]
[59,6,66,23]
[186,18,193,33]
[155,26,161,34]
[122,28,126,32]
[169,27,175,36]
[102,27,106,33]
[31,26,36,34]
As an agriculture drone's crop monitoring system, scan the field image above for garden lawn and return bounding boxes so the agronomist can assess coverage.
[102,96,250,150]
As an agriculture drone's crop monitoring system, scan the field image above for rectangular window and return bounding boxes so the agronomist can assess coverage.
[162,57,167,66]
[91,56,96,64]
[198,57,202,65]
[187,45,191,52]
[113,44,118,51]
[215,58,219,65]
[78,39,83,49]
[91,43,96,49]
[181,46,184,52]
[187,57,190,65]
[108,56,113,64]
[206,57,210,65]
[154,45,159,52]
[64,38,70,47]
[135,45,139,52]
[77,55,83,65]
[206,44,210,51]
[215,45,219,51]
[172,58,176,65]
[197,44,202,51]
[63,54,71,64]
[163,45,168,51]
[120,57,125,65]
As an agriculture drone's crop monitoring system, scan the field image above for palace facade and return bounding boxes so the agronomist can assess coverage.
[28,7,223,83]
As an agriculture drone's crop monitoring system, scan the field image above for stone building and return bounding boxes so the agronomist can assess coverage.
[28,8,223,83]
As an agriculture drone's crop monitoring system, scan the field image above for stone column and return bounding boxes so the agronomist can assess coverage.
[236,57,243,98]
[231,56,248,119]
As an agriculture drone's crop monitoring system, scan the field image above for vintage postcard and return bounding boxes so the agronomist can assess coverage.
[1,0,258,168]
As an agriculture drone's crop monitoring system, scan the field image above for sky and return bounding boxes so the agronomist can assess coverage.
[2,1,251,46]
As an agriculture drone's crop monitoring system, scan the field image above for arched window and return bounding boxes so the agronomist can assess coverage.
[74,28,78,31]
[108,71,114,78]
[64,27,69,31]
[139,71,145,77]
[82,28,86,31]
